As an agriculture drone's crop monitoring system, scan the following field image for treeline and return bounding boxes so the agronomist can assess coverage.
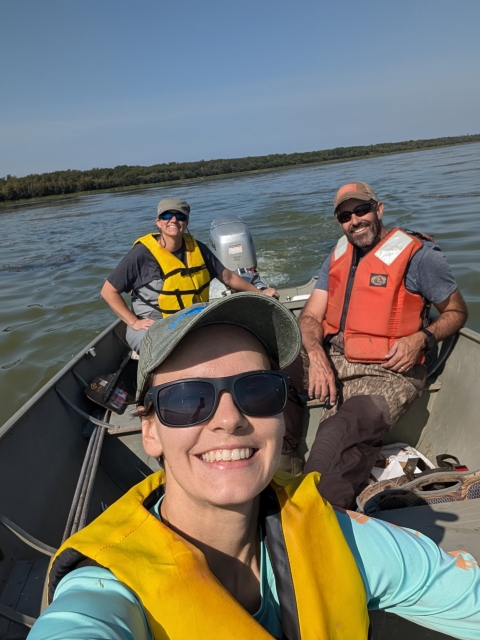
[2,134,480,202]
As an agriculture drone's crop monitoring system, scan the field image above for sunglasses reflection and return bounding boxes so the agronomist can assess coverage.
[150,372,289,427]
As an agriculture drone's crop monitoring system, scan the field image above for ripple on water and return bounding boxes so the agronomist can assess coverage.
[443,167,480,175]
[1,359,21,370]
[1,253,75,273]
[420,192,480,199]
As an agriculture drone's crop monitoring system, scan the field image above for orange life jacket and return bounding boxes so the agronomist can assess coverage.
[322,228,425,363]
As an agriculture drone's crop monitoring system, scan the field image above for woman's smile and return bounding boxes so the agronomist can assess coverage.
[198,447,256,462]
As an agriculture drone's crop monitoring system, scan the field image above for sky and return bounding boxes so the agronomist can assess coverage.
[1,0,480,178]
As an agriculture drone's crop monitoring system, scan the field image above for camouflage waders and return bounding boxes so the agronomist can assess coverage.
[283,343,427,509]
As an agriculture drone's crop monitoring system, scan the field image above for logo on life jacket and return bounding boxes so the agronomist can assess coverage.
[369,273,388,287]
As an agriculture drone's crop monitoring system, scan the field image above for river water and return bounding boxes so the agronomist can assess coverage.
[1,143,480,425]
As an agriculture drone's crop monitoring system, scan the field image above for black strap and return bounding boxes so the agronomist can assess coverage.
[402,453,466,481]
[339,246,360,332]
[259,487,300,640]
[163,264,209,280]
[133,290,161,311]
[436,454,461,468]
[142,484,166,510]
[49,548,91,603]
[163,266,189,279]
[134,278,210,315]
[182,264,210,276]
[402,228,436,244]
[157,287,205,296]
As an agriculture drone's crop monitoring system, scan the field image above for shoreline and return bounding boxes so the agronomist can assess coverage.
[1,138,479,208]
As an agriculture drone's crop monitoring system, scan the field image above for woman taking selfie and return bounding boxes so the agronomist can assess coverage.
[31,294,480,639]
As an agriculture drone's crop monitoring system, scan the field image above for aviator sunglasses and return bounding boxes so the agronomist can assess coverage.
[144,370,289,427]
[158,211,189,222]
[336,201,376,225]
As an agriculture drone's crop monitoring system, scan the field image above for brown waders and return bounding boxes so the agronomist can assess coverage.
[282,343,427,509]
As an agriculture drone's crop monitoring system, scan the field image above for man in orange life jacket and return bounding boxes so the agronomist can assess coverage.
[283,182,468,509]
[101,197,278,352]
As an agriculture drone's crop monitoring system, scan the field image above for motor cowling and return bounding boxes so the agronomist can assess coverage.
[208,215,269,297]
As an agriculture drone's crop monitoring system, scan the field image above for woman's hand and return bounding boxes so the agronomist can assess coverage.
[131,318,155,331]
[261,287,279,299]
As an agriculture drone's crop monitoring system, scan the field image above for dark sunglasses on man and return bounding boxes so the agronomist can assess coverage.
[144,370,289,427]
[158,211,189,222]
[336,201,377,225]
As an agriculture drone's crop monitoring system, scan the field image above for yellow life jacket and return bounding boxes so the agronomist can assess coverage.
[48,471,369,640]
[134,233,211,316]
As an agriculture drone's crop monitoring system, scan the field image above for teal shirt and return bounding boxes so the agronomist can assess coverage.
[29,507,480,640]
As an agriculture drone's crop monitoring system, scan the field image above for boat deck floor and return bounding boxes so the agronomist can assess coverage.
[0,557,49,639]
[372,499,480,636]
[373,497,480,556]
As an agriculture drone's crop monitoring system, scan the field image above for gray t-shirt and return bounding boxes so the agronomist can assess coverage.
[107,239,225,318]
[315,236,457,305]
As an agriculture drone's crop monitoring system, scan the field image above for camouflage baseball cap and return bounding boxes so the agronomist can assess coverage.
[157,197,191,218]
[333,182,378,213]
[136,292,301,397]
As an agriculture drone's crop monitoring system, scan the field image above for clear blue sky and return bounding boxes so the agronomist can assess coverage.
[1,0,480,178]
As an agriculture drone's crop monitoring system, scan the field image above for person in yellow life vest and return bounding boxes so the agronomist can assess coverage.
[101,197,278,353]
[30,294,480,640]
[282,182,468,509]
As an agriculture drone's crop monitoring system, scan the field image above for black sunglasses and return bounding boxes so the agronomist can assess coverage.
[158,211,189,222]
[144,370,289,427]
[336,201,376,225]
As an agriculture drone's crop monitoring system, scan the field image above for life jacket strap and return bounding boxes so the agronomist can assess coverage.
[163,264,209,280]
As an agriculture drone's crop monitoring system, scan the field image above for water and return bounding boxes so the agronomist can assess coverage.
[1,143,480,425]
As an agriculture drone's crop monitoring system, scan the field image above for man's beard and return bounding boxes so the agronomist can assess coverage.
[345,214,383,249]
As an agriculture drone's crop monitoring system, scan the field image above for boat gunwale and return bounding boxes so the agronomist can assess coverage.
[1,291,479,440]
[0,319,122,441]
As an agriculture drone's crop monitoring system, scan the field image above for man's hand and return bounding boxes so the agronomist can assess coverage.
[382,333,425,372]
[382,290,468,373]
[131,318,155,331]
[219,269,279,297]
[261,287,279,299]
[308,349,338,404]
[298,289,337,403]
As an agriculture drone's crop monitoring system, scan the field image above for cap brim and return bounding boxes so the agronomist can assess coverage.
[137,293,301,396]
[334,192,372,213]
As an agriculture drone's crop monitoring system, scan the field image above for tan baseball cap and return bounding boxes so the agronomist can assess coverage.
[157,198,190,218]
[333,182,378,214]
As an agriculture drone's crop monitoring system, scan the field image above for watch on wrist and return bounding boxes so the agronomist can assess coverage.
[420,328,436,352]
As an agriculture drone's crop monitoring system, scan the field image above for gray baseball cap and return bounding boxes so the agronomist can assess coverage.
[137,292,301,397]
[157,198,190,218]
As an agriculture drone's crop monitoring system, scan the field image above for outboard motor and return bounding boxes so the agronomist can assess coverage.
[208,215,269,298]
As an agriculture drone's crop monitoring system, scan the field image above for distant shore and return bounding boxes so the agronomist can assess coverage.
[2,134,479,205]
